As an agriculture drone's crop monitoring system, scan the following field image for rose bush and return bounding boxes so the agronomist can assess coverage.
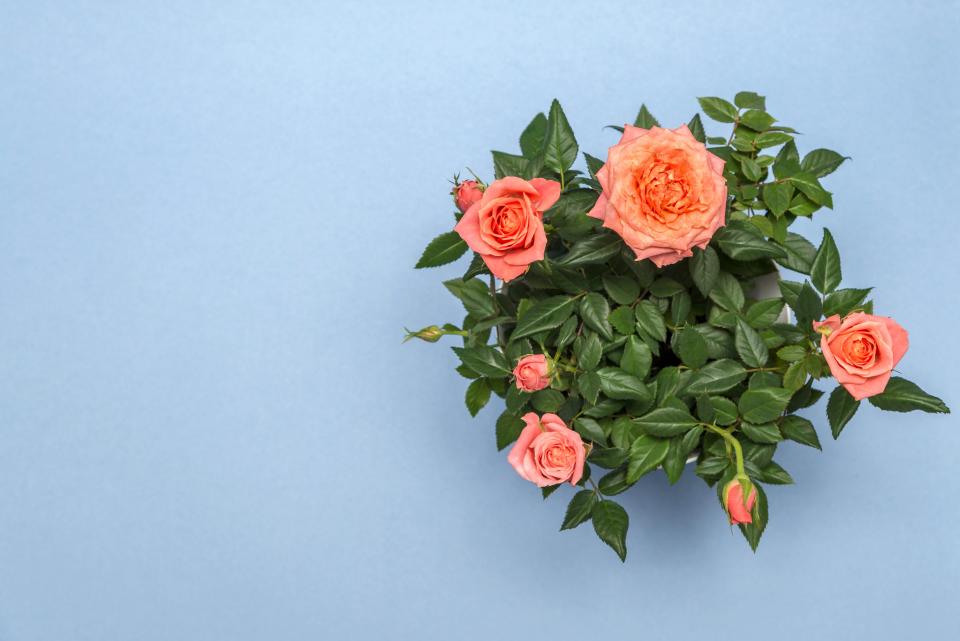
[410,93,949,560]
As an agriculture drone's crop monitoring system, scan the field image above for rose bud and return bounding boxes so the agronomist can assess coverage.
[813,312,909,401]
[402,325,444,343]
[513,354,552,392]
[723,479,758,525]
[452,179,484,213]
[507,413,585,487]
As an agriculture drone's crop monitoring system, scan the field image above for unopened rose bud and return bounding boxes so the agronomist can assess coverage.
[452,179,484,213]
[722,478,758,525]
[403,325,444,343]
[512,354,553,392]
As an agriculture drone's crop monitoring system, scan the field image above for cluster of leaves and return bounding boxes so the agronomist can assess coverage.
[412,92,949,560]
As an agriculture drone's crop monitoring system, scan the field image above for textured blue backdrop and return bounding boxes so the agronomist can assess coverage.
[1,1,958,639]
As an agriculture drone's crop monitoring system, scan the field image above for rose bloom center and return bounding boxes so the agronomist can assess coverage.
[841,332,877,367]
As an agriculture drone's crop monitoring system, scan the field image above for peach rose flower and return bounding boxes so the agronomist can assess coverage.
[453,179,484,213]
[723,479,757,525]
[507,413,585,487]
[588,125,728,267]
[513,354,551,392]
[454,176,560,281]
[813,312,909,401]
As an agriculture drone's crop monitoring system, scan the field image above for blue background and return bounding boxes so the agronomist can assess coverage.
[1,1,958,639]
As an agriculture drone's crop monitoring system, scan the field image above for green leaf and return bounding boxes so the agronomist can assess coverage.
[634,300,667,341]
[739,387,793,423]
[676,328,709,368]
[648,277,685,298]
[687,113,706,142]
[779,415,821,450]
[573,417,607,444]
[738,484,768,551]
[827,385,860,438]
[556,315,579,350]
[578,371,602,405]
[777,345,807,362]
[755,132,793,149]
[557,234,622,267]
[584,152,604,179]
[715,226,786,261]
[758,461,793,485]
[709,396,739,425]
[810,228,842,294]
[789,172,833,207]
[415,231,469,269]
[740,109,775,131]
[689,246,719,295]
[745,298,785,328]
[697,97,738,123]
[774,232,817,274]
[782,361,807,391]
[823,288,872,317]
[868,377,950,414]
[709,272,745,311]
[633,407,699,438]
[443,278,495,318]
[627,434,670,483]
[596,367,650,402]
[452,345,510,378]
[662,437,687,484]
[634,104,660,128]
[531,389,564,413]
[589,446,627,469]
[465,379,491,416]
[734,91,766,110]
[511,296,577,340]
[794,281,823,324]
[577,332,603,370]
[602,275,640,305]
[543,99,579,175]
[495,412,525,450]
[561,490,597,530]
[735,318,769,368]
[686,359,748,394]
[774,140,801,178]
[739,422,782,444]
[519,112,548,157]
[801,148,849,178]
[592,500,629,561]
[762,182,794,217]
[620,336,652,379]
[491,150,531,180]
[608,306,635,335]
[580,293,613,340]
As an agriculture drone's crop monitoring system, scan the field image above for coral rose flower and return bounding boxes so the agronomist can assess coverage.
[513,354,552,392]
[507,413,585,487]
[452,179,484,213]
[588,125,728,267]
[813,312,909,401]
[723,479,758,525]
[454,176,560,281]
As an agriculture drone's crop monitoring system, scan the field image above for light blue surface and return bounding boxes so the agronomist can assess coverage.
[1,1,958,639]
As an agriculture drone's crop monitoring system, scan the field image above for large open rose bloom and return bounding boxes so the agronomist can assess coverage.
[454,176,560,281]
[507,413,585,487]
[588,124,728,267]
[813,312,909,401]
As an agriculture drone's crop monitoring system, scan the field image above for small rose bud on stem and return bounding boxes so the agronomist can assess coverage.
[402,325,466,344]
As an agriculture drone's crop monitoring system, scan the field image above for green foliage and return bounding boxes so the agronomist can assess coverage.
[409,94,949,560]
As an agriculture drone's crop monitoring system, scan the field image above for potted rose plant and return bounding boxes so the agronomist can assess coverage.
[407,93,949,560]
